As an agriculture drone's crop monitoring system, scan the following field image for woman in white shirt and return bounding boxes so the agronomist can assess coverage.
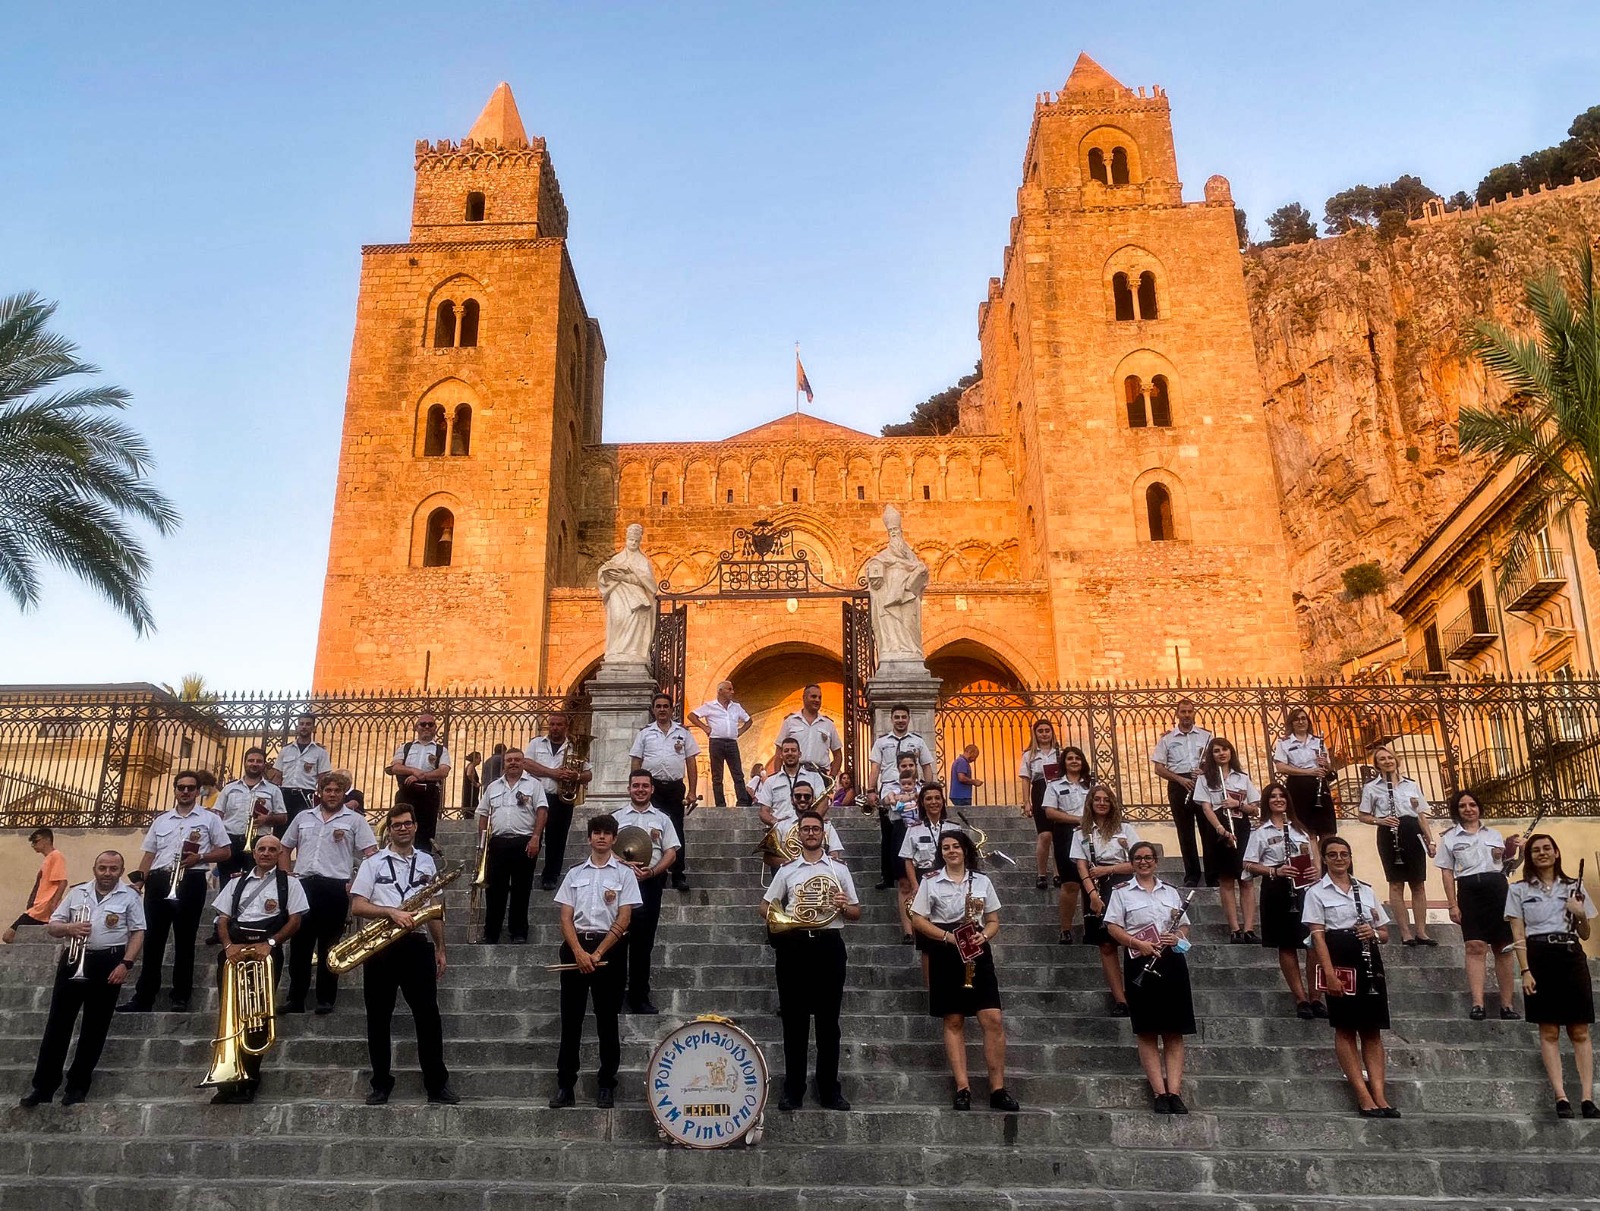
[1040,746,1093,944]
[1072,785,1140,1017]
[1243,782,1322,1019]
[1356,746,1437,946]
[1435,789,1518,1021]
[1271,708,1337,839]
[1194,737,1259,943]
[1016,719,1063,890]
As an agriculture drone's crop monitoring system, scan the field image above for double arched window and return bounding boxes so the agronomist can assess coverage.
[1112,272,1160,321]
[433,299,480,348]
[1087,146,1132,186]
[420,403,473,457]
[1123,375,1172,428]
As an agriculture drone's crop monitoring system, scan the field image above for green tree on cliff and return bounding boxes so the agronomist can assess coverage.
[1459,247,1600,574]
[1264,204,1318,247]
[0,292,179,633]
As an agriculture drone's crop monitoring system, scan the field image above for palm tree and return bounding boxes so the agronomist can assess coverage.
[1459,246,1600,579]
[0,292,179,633]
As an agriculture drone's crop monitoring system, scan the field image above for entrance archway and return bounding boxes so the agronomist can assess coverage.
[927,639,1025,696]
[726,644,845,776]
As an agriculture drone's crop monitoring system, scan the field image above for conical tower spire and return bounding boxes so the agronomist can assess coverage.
[467,82,529,146]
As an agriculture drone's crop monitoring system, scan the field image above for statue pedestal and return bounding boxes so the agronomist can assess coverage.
[584,662,654,813]
[866,660,943,759]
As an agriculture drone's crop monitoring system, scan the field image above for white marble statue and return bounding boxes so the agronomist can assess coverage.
[598,523,657,666]
[864,505,930,662]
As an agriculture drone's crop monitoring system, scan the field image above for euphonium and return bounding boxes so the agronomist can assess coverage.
[327,863,463,974]
[198,948,277,1087]
[765,872,841,933]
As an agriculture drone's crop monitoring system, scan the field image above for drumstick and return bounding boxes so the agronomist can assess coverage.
[545,961,609,972]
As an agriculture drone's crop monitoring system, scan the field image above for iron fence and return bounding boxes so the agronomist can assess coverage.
[0,688,587,828]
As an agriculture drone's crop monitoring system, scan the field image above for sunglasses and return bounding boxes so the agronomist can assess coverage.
[175,785,199,793]
[417,722,438,729]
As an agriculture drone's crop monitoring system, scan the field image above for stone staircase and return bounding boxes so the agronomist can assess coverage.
[2,808,1597,1209]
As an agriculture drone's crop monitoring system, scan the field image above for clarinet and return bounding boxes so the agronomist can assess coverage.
[1385,778,1405,869]
[1353,880,1384,996]
[1132,890,1197,987]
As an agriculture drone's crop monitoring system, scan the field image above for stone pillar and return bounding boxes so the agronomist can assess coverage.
[865,658,943,768]
[583,662,654,812]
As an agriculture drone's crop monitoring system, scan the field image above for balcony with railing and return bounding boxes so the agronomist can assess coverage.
[1445,605,1499,661]
[1504,546,1567,613]
[1402,648,1450,680]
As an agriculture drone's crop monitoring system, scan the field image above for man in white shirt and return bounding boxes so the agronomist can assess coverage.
[273,712,331,831]
[387,711,452,855]
[773,684,843,782]
[629,693,699,893]
[866,706,938,889]
[214,747,286,884]
[1150,699,1214,889]
[611,770,681,1015]
[526,711,593,891]
[474,748,549,944]
[689,680,753,808]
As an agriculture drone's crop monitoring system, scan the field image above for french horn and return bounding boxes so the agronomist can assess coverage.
[766,872,841,933]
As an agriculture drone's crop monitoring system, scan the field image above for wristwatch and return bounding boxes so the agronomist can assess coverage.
[267,938,277,950]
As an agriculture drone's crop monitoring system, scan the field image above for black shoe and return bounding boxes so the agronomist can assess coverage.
[18,1090,49,1108]
[210,1089,242,1105]
[874,881,893,891]
[597,1087,615,1109]
[427,1086,460,1105]
[1167,1094,1189,1115]
[902,933,914,945]
[509,936,527,945]
[1241,930,1259,943]
[1059,929,1073,946]
[480,936,499,946]
[989,1088,1019,1112]
[169,999,190,1012]
[1229,930,1244,944]
[1296,1001,1315,1020]
[117,1000,151,1014]
[629,1000,660,1015]
[1417,936,1438,947]
[1111,1002,1129,1017]
[672,878,690,892]
[1036,877,1048,890]
[1153,1094,1173,1114]
[1380,1106,1401,1118]
[821,1094,852,1111]
[365,1089,390,1105]
[1470,1005,1486,1021]
[953,1087,971,1111]
[1358,1106,1386,1118]
[548,1088,575,1109]
[778,1092,800,1112]
[540,879,557,891]
[1402,937,1419,947]
[1583,1100,1599,1119]
[283,1002,306,1015]
[1500,1007,1521,1020]
[1311,1000,1329,1019]
[1182,877,1201,889]
[1557,1098,1575,1119]
[314,1003,335,1016]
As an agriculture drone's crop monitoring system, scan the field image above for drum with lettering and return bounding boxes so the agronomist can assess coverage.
[646,1015,768,1148]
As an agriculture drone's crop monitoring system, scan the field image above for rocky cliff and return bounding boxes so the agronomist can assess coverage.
[1243,179,1600,674]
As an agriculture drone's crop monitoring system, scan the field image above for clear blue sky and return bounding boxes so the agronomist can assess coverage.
[4,2,1597,689]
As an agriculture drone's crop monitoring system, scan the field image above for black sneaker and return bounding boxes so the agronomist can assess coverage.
[1241,930,1259,944]
[597,1087,614,1109]
[874,881,893,891]
[548,1088,575,1109]
[427,1086,461,1105]
[953,1087,971,1111]
[1182,877,1201,889]
[1229,930,1245,945]
[509,936,527,945]
[989,1088,1019,1112]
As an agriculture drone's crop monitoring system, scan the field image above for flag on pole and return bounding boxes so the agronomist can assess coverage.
[796,353,814,405]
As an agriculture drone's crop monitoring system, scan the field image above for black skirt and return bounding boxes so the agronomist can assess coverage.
[1322,928,1390,1032]
[1376,817,1428,885]
[1202,813,1250,882]
[1121,949,1196,1036]
[1050,825,1078,879]
[1259,875,1310,950]
[1030,778,1050,834]
[1455,872,1512,947]
[1081,875,1116,946]
[1526,935,1596,1026]
[927,937,1002,1017]
[1286,774,1337,838]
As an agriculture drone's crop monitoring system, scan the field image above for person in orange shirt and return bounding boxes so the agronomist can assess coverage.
[5,829,68,944]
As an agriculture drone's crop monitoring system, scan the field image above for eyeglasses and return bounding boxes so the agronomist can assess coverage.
[389,820,417,828]
[1131,854,1157,862]
[798,826,824,834]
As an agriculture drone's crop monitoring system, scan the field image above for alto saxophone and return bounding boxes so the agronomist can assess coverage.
[557,735,591,807]
[328,863,463,974]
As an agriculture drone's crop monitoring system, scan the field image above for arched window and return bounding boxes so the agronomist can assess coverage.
[1146,484,1174,541]
[450,404,472,456]
[1112,273,1135,321]
[458,300,480,348]
[1124,377,1147,428]
[1088,148,1108,185]
[660,491,668,507]
[465,192,486,222]
[1110,147,1131,186]
[423,405,447,456]
[423,508,454,567]
[1150,376,1172,427]
[1137,272,1159,320]
[433,301,457,348]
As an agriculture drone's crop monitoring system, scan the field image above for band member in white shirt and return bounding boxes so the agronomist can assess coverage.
[867,705,937,889]
[387,712,452,855]
[1040,747,1093,943]
[762,811,861,1112]
[1150,699,1213,888]
[214,747,286,883]
[1016,718,1063,890]
[629,693,700,893]
[1506,833,1597,1118]
[1272,708,1337,839]
[756,739,827,823]
[689,681,754,807]
[1193,737,1259,943]
[1303,836,1396,1117]
[349,804,457,1104]
[1436,789,1518,1021]
[1073,786,1141,1016]
[612,771,682,1014]
[527,711,593,890]
[20,852,144,1108]
[1243,783,1323,1019]
[550,814,642,1109]
[878,754,924,941]
[122,772,231,1013]
[1357,745,1437,947]
[279,770,378,1014]
[1105,842,1195,1114]
[474,748,549,944]
[773,683,843,781]
[273,712,331,830]
[788,782,844,859]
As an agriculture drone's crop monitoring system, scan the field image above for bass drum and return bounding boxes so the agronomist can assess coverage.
[646,1015,768,1148]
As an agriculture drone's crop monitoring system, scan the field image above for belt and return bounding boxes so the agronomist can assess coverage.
[1531,932,1579,947]
[649,775,685,784]
[576,930,610,942]
[300,873,347,884]
[84,947,122,956]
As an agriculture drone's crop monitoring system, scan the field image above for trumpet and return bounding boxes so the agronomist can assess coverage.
[163,828,202,902]
[62,904,91,982]
[327,863,463,974]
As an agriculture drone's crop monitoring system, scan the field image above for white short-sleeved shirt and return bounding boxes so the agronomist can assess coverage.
[910,868,1001,926]
[1273,734,1328,774]
[869,731,936,780]
[281,805,378,880]
[1506,878,1597,936]
[214,778,286,836]
[1105,879,1191,956]
[52,882,146,949]
[763,854,860,930]
[693,700,751,741]
[1243,820,1314,868]
[1069,823,1141,867]
[526,736,592,798]
[776,712,843,768]
[391,741,452,776]
[1040,778,1091,821]
[1193,771,1260,818]
[351,847,439,922]
[274,740,332,791]
[609,805,681,869]
[1017,747,1063,783]
[630,723,701,781]
[899,820,963,871]
[142,808,231,868]
[1359,777,1427,821]
[1301,876,1393,931]
[879,779,924,824]
[476,773,549,837]
[1433,825,1506,878]
[555,856,642,933]
[212,868,310,924]
[1151,727,1213,774]
[755,768,826,816]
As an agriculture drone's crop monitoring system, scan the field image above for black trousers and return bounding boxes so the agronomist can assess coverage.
[364,933,448,1095]
[880,815,906,884]
[1167,780,1206,885]
[134,868,208,1004]
[540,796,575,886]
[651,777,688,878]
[708,738,750,807]
[774,931,846,1102]
[625,876,666,1007]
[217,835,251,884]
[280,788,314,834]
[557,932,627,1089]
[398,785,442,853]
[32,950,122,1097]
[288,876,349,1008]
[485,834,536,942]
[213,942,284,1091]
